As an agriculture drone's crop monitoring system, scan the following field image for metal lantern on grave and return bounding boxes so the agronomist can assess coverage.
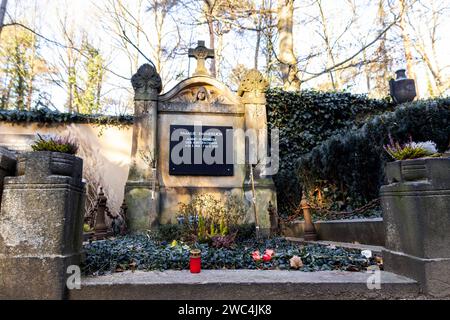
[389,69,416,104]
[301,192,317,241]
[93,187,111,239]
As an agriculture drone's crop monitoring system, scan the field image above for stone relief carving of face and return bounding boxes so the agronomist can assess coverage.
[196,87,208,102]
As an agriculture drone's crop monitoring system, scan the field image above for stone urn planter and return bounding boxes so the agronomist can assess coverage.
[389,69,416,104]
[14,150,85,253]
[380,156,450,297]
[0,151,85,299]
[16,151,83,181]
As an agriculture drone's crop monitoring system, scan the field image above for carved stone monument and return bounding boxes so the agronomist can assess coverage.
[125,41,277,235]
[238,69,277,235]
[125,63,162,232]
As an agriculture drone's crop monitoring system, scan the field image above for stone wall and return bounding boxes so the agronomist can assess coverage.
[0,122,132,214]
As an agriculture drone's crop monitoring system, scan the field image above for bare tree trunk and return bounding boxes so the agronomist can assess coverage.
[154,7,163,73]
[203,0,217,77]
[371,0,391,97]
[410,0,445,95]
[67,46,75,112]
[362,46,371,92]
[134,0,142,73]
[255,28,261,70]
[207,18,216,77]
[317,0,341,90]
[399,0,416,82]
[254,9,262,70]
[263,0,276,79]
[277,0,300,91]
[1,78,12,109]
[216,32,224,80]
[26,31,37,111]
[96,79,102,111]
[26,77,34,110]
[0,0,8,38]
[414,42,443,94]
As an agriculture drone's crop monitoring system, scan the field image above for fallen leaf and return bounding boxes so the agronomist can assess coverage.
[289,255,303,269]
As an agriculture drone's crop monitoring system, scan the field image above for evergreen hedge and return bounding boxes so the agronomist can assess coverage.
[266,89,393,214]
[297,98,450,209]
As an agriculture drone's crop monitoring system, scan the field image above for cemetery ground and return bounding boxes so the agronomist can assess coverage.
[75,233,421,300]
[82,234,381,275]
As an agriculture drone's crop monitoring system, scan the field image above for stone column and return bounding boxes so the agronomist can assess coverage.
[380,158,450,298]
[0,151,85,299]
[238,69,278,237]
[0,147,16,211]
[125,64,162,232]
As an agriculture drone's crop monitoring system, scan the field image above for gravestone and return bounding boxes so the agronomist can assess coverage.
[125,41,277,235]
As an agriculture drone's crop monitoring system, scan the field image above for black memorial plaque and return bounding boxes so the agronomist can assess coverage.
[169,125,234,176]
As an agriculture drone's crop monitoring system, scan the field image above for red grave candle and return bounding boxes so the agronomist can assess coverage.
[190,249,201,273]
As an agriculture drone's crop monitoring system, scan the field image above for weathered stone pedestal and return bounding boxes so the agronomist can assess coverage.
[125,180,160,231]
[244,178,277,237]
[0,151,85,299]
[380,158,450,298]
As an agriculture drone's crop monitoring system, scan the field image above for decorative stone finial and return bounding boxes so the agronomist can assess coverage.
[188,40,215,76]
[131,64,162,100]
[237,69,269,98]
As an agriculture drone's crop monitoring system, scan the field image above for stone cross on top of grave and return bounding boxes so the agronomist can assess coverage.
[188,40,214,77]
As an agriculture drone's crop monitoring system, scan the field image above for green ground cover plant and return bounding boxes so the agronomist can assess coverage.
[82,235,379,275]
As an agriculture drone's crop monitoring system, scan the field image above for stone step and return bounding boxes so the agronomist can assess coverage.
[70,270,420,300]
[282,218,385,246]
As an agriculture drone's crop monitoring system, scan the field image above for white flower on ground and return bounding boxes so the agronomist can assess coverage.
[361,250,372,259]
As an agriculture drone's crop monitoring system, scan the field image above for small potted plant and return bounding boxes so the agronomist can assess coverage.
[383,135,445,184]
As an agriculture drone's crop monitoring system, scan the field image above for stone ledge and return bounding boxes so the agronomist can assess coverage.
[70,270,420,300]
[282,218,384,246]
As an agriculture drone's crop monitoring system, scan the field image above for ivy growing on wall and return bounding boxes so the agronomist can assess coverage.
[266,89,393,215]
[0,109,133,126]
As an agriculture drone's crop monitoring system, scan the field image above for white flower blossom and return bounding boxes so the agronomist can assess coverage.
[409,141,437,154]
